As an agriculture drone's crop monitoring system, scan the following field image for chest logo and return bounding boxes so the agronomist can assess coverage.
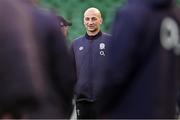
[99,43,105,50]
[79,46,84,51]
[160,17,180,55]
[100,51,105,56]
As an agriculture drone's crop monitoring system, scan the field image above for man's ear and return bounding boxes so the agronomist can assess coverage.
[100,18,103,24]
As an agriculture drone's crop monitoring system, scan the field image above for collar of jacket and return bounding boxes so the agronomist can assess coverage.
[85,31,102,40]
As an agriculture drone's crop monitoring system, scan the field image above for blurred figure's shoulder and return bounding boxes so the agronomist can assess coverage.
[19,0,53,18]
[116,3,150,19]
[29,6,59,31]
[31,7,55,20]
[114,4,151,30]
[34,7,54,17]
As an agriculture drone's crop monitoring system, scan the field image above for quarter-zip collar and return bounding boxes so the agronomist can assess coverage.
[85,31,102,40]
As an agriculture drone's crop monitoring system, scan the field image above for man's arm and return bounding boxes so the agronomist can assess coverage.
[47,14,75,118]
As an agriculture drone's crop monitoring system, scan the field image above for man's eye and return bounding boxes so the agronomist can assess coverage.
[92,18,97,21]
[85,18,89,21]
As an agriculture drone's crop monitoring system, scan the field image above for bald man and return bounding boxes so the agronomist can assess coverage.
[70,7,111,118]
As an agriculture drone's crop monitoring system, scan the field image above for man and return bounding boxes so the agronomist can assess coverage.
[22,0,75,118]
[71,7,111,118]
[57,15,72,37]
[0,0,40,118]
[97,0,180,118]
[0,0,75,118]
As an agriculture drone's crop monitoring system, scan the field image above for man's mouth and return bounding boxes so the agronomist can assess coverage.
[88,26,94,28]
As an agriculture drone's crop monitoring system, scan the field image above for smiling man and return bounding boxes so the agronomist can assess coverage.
[84,8,102,36]
[70,7,111,118]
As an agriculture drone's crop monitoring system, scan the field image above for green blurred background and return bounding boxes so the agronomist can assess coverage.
[39,0,180,42]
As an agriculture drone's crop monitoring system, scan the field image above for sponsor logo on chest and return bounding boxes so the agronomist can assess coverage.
[160,17,180,55]
[99,43,106,56]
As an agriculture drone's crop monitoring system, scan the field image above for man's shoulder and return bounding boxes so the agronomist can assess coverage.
[102,32,112,41]
[102,32,111,37]
[72,35,85,44]
[71,35,85,48]
[74,35,85,41]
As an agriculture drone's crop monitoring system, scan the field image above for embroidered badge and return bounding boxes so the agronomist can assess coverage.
[100,51,105,56]
[79,46,84,51]
[160,17,180,55]
[99,43,105,50]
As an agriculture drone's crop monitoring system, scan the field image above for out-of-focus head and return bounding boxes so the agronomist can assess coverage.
[0,0,31,33]
[31,0,39,4]
[22,0,39,5]
[84,7,103,36]
[128,0,175,8]
[57,16,72,37]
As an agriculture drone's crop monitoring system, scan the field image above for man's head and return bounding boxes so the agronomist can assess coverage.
[25,0,39,5]
[57,16,72,37]
[84,7,102,36]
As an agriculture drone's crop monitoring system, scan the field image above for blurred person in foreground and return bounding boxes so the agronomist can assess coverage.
[24,0,75,118]
[71,7,111,118]
[0,0,40,118]
[0,0,75,118]
[97,0,180,119]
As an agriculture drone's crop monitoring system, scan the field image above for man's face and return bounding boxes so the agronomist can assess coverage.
[60,26,69,37]
[84,11,102,33]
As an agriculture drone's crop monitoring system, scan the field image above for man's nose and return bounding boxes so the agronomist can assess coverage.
[88,20,93,25]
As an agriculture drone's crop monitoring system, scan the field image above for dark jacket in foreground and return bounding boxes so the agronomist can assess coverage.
[0,0,75,118]
[27,3,75,118]
[97,0,180,118]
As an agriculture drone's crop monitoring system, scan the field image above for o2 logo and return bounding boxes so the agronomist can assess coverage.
[160,17,180,55]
